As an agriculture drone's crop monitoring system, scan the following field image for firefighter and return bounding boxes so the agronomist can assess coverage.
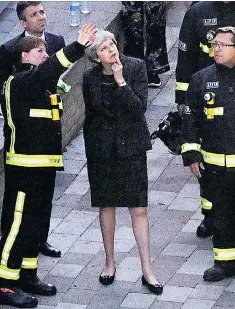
[175,1,235,238]
[181,26,235,282]
[0,24,96,308]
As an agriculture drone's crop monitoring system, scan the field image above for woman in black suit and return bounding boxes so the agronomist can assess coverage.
[83,30,163,295]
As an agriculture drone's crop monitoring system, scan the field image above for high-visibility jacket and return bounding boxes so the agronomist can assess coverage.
[175,1,235,105]
[1,41,85,170]
[181,63,235,168]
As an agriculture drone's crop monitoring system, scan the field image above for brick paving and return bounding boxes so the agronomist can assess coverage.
[0,1,235,309]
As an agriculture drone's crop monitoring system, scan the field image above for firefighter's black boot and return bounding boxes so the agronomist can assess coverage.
[0,287,38,308]
[203,261,235,282]
[19,270,56,296]
[196,216,212,238]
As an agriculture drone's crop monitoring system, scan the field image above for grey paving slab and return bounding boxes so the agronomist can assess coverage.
[49,263,85,278]
[69,240,103,254]
[167,273,202,288]
[169,196,200,212]
[158,285,193,302]
[62,288,97,305]
[87,293,124,309]
[177,250,213,276]
[190,284,224,300]
[56,304,87,309]
[148,190,177,206]
[150,300,182,309]
[121,293,156,309]
[215,292,235,307]
[161,243,197,258]
[181,299,215,309]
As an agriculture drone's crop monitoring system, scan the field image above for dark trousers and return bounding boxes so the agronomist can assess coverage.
[0,167,56,288]
[199,168,235,261]
[1,168,54,246]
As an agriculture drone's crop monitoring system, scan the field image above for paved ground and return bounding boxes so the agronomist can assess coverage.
[1,1,235,309]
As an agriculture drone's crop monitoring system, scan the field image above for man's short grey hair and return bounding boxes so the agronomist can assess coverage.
[85,30,117,62]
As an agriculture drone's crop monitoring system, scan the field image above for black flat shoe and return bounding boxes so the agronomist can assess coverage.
[142,276,163,295]
[99,269,116,286]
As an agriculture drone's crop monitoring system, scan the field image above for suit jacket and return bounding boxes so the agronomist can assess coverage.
[0,31,65,91]
[83,54,152,158]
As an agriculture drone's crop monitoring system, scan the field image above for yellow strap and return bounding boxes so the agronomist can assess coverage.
[181,143,201,153]
[6,152,63,168]
[176,82,189,91]
[1,191,25,267]
[21,257,38,269]
[213,248,235,261]
[204,107,224,116]
[52,109,60,120]
[0,265,20,280]
[56,49,72,68]
[201,197,212,210]
[58,102,63,110]
[30,109,52,119]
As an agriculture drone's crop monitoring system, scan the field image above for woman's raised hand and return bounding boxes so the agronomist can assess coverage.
[78,24,97,46]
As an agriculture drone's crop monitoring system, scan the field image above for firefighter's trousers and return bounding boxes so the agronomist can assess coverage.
[199,167,235,262]
[0,167,56,288]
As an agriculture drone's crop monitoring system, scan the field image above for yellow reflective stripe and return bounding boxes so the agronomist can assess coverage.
[29,109,52,119]
[226,155,235,167]
[58,102,63,110]
[213,248,235,261]
[6,152,63,168]
[201,149,225,166]
[181,143,201,153]
[56,49,72,68]
[52,109,60,120]
[176,82,189,91]
[5,75,16,153]
[204,107,224,116]
[50,94,58,106]
[200,43,214,57]
[201,197,212,210]
[1,191,25,267]
[0,265,20,280]
[21,257,38,269]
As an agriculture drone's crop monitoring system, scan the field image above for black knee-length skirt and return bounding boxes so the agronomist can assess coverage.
[87,154,148,208]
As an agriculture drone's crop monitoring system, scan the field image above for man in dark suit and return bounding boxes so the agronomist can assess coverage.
[0,1,65,258]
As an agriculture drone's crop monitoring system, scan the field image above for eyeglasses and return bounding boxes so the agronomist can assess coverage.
[211,42,235,49]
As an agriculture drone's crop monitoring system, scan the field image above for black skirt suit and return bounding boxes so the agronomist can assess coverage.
[82,54,152,207]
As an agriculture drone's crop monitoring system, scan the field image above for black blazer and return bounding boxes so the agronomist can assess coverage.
[82,54,152,158]
[0,31,65,91]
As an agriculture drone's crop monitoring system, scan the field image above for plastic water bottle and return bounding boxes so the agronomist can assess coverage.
[80,1,91,14]
[70,2,80,27]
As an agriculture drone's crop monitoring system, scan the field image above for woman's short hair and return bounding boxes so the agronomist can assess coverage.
[13,36,47,62]
[85,30,117,62]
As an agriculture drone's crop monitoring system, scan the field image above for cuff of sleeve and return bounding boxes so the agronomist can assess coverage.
[182,150,203,166]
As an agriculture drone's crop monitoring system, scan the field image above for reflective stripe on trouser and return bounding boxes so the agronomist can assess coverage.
[0,168,56,287]
[213,248,235,261]
[21,257,38,269]
[201,197,212,211]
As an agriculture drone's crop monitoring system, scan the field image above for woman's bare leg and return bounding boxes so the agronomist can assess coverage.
[129,207,160,284]
[99,207,116,275]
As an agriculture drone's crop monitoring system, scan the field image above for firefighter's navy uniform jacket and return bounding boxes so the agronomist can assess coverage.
[0,41,85,288]
[181,63,235,263]
[175,1,235,106]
